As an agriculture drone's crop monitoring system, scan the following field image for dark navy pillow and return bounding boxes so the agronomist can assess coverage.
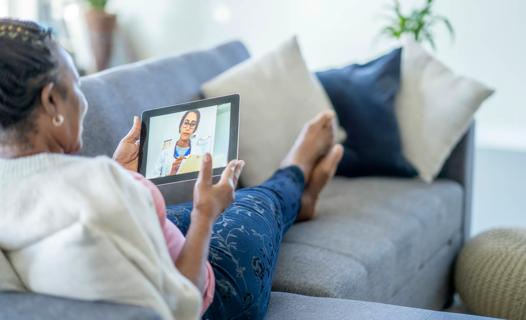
[316,48,417,177]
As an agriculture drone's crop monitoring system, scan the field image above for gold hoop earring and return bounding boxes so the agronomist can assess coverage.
[52,114,64,127]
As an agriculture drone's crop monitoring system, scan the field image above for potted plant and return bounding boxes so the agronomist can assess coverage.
[85,0,116,71]
[378,0,454,50]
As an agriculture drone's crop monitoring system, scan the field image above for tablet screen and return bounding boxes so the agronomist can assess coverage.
[139,95,239,184]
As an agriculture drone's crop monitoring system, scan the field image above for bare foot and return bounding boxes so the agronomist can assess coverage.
[280,111,337,182]
[296,144,343,222]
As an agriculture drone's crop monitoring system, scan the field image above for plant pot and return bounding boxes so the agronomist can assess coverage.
[85,9,117,71]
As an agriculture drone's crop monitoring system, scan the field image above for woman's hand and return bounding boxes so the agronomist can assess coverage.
[192,154,245,224]
[113,116,141,171]
[175,154,244,292]
[169,156,186,175]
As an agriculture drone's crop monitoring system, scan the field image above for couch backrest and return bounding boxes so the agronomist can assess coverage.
[80,41,250,157]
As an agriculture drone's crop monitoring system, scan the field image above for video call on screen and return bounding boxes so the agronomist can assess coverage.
[145,103,231,179]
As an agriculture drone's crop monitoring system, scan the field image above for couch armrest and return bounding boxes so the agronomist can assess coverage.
[438,122,475,243]
[0,292,161,320]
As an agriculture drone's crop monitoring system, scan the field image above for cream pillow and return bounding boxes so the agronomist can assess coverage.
[396,41,494,182]
[202,37,334,186]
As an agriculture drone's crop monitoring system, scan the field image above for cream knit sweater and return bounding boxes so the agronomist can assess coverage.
[0,153,201,320]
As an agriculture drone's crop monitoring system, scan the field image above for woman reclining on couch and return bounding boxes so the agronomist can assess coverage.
[0,19,342,320]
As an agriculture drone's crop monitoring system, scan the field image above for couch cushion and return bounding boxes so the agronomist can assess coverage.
[202,37,336,186]
[272,177,463,304]
[316,48,416,178]
[0,292,161,320]
[266,292,497,320]
[395,41,493,182]
[389,231,462,309]
[80,41,250,157]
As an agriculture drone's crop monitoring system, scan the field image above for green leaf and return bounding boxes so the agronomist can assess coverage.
[393,0,403,19]
[433,15,455,40]
[377,0,453,50]
[87,0,108,11]
[379,26,401,39]
[423,30,437,50]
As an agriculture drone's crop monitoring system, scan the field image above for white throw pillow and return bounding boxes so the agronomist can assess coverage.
[395,41,494,182]
[202,37,334,186]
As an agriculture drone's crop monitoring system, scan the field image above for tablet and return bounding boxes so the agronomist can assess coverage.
[138,94,240,187]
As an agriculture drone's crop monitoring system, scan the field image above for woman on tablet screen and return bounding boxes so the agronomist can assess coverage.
[0,19,343,320]
[157,110,200,176]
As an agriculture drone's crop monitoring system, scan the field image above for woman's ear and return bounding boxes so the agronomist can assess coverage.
[40,82,58,117]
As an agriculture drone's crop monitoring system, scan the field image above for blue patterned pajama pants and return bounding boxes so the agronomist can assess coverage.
[166,166,305,320]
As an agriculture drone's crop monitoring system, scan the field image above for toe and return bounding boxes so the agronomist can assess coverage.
[324,110,336,122]
[332,144,344,161]
[320,111,336,128]
[314,144,343,178]
[309,110,335,128]
[323,144,344,169]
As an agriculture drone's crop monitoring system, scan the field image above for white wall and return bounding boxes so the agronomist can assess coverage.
[432,0,526,151]
[0,0,8,16]
[110,0,525,151]
[472,149,526,235]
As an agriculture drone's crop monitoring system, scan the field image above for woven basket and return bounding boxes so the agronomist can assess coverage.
[455,228,526,319]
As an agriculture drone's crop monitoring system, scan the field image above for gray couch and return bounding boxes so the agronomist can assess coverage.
[0,41,481,319]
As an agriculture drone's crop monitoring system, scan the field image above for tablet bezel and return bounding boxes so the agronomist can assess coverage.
[138,94,240,185]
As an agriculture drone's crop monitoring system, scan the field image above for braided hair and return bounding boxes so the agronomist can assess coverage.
[0,18,64,138]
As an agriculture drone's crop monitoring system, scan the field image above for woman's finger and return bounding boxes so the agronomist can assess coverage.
[219,160,237,186]
[124,116,141,142]
[196,153,213,188]
[232,160,245,186]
